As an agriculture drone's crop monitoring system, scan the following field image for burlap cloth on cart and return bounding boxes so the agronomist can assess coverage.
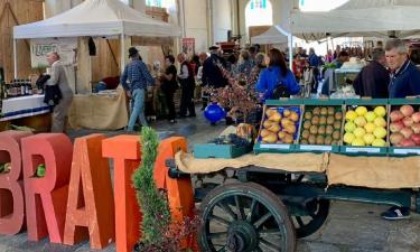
[175,151,329,174]
[176,151,420,189]
[327,154,420,189]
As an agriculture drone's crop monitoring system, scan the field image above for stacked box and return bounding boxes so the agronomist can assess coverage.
[296,99,344,153]
[388,98,420,156]
[254,99,302,153]
[340,99,389,156]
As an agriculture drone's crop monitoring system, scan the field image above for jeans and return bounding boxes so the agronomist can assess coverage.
[128,88,147,131]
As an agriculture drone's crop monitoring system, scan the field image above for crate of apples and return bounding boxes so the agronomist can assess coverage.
[343,105,388,148]
[389,104,420,147]
[259,106,300,145]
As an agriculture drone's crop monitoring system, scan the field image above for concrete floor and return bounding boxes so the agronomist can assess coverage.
[1,112,420,252]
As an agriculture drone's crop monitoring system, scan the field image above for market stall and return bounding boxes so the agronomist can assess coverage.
[68,86,128,130]
[11,0,180,131]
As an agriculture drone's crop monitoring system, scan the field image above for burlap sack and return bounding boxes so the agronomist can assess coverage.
[175,151,329,174]
[327,154,420,189]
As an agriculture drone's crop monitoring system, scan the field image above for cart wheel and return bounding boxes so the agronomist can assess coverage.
[199,182,296,252]
[292,199,329,238]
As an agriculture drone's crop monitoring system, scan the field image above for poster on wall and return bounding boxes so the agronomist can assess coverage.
[182,38,195,58]
[30,38,77,68]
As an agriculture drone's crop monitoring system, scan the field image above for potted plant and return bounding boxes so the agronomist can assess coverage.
[132,127,200,252]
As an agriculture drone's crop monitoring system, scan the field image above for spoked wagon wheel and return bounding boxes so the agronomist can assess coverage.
[199,182,296,252]
[291,198,329,238]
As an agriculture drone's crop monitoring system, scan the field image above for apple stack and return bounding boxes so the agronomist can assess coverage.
[343,105,388,147]
[389,105,420,147]
[259,106,300,144]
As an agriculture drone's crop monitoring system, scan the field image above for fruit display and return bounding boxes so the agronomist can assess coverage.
[389,104,420,147]
[259,106,301,144]
[299,106,343,146]
[343,105,388,147]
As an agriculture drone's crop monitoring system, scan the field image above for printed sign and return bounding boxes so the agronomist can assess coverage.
[30,38,77,68]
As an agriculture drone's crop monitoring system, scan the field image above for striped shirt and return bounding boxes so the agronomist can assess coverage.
[121,59,154,92]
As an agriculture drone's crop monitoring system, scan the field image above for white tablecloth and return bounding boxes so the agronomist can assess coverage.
[1,95,50,121]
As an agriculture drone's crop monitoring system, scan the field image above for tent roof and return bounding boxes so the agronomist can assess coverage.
[13,0,180,39]
[251,25,289,44]
[290,0,420,40]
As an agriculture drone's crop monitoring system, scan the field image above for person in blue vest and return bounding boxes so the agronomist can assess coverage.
[381,38,420,221]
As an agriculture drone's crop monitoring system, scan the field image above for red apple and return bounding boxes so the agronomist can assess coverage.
[411,134,420,145]
[390,132,404,145]
[403,117,414,127]
[400,138,416,147]
[400,127,414,139]
[390,110,404,122]
[412,112,420,123]
[390,121,404,132]
[412,123,420,134]
[400,105,414,117]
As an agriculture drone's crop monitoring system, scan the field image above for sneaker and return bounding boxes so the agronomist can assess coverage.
[169,119,177,124]
[381,206,410,220]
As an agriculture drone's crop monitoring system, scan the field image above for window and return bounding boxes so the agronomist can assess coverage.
[249,0,267,10]
[146,0,163,7]
[245,0,272,27]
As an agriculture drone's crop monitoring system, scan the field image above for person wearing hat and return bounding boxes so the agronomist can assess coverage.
[121,47,154,131]
[201,45,228,108]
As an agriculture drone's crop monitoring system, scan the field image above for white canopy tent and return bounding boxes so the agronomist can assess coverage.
[251,25,290,45]
[290,0,420,40]
[12,0,181,77]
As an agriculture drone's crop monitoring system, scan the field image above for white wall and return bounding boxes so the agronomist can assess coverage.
[184,0,209,53]
[212,0,233,43]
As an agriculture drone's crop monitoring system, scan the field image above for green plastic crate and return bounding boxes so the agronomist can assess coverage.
[339,146,389,156]
[389,147,420,156]
[253,142,297,154]
[193,143,252,159]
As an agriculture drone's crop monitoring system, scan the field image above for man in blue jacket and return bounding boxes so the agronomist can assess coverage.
[381,38,420,221]
[385,38,420,98]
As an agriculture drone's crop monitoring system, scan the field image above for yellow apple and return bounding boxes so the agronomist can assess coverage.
[354,116,367,127]
[355,106,368,116]
[364,111,376,122]
[373,127,387,139]
[374,106,386,118]
[343,132,355,144]
[364,122,376,133]
[344,122,356,133]
[353,127,366,138]
[363,133,375,145]
[352,138,366,146]
[372,138,386,147]
[345,110,357,121]
[373,117,387,128]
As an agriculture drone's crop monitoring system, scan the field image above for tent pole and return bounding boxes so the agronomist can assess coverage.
[13,39,17,78]
[121,33,125,73]
[289,35,293,70]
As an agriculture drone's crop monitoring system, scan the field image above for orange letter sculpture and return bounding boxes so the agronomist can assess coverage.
[22,133,72,243]
[64,134,114,249]
[0,131,32,235]
[102,135,141,252]
[154,137,196,249]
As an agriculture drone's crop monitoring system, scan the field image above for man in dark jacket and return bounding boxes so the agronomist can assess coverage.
[202,46,227,89]
[381,38,420,221]
[385,39,420,98]
[353,48,390,98]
